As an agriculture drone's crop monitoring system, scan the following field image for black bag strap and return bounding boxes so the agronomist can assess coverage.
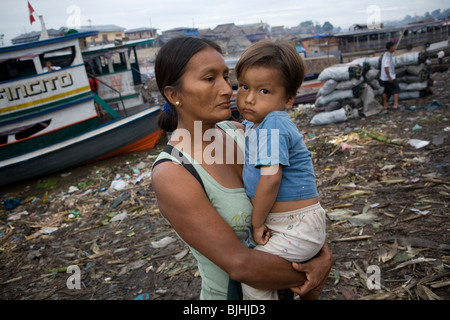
[153,144,206,195]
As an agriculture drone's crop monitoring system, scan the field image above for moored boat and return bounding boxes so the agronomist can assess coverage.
[0,32,163,187]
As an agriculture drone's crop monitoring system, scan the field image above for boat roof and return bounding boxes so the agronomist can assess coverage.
[82,38,157,56]
[0,31,98,55]
[334,20,448,37]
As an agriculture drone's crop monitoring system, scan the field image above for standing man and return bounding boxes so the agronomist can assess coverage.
[380,41,402,110]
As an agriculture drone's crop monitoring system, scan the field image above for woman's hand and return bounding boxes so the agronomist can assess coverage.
[290,241,333,298]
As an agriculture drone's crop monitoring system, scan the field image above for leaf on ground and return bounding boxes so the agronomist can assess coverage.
[378,240,398,263]
[339,190,372,199]
[326,208,357,221]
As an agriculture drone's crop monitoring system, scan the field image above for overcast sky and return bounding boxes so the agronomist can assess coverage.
[0,0,448,45]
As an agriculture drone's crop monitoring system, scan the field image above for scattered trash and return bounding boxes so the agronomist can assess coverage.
[410,208,430,215]
[40,227,59,235]
[134,293,151,300]
[68,186,79,194]
[151,236,177,249]
[174,249,189,261]
[2,198,21,210]
[432,135,444,146]
[408,100,443,111]
[109,192,131,210]
[7,210,29,221]
[109,211,128,222]
[109,176,128,191]
[408,139,430,149]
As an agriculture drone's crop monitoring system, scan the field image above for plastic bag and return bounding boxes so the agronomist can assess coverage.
[151,236,177,248]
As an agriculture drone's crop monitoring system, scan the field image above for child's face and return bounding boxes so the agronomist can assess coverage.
[237,66,294,123]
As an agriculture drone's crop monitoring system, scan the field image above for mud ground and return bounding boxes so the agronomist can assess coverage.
[1,70,449,301]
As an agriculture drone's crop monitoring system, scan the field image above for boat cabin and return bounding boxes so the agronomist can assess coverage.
[0,32,162,186]
[0,31,99,150]
[335,20,449,60]
[81,38,156,114]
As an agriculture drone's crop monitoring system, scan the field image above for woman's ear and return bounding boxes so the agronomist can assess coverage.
[164,86,179,106]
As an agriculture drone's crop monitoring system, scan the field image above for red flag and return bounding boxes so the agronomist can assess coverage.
[28,1,35,24]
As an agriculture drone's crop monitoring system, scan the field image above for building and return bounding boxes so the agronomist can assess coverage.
[292,34,340,57]
[77,25,126,46]
[160,28,199,42]
[11,29,61,45]
[125,27,158,48]
[270,26,287,40]
[211,23,252,54]
[125,27,158,40]
[239,23,268,42]
[198,28,216,40]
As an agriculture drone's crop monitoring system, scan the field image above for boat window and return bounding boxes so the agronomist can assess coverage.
[15,119,51,140]
[0,119,51,144]
[358,35,368,42]
[0,57,37,82]
[99,51,128,74]
[39,46,76,72]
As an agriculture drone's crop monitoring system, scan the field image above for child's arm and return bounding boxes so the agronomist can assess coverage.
[252,164,282,245]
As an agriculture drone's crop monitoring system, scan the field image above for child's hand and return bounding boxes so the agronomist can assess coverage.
[253,224,270,245]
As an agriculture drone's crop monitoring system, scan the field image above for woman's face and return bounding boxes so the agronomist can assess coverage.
[177,47,232,125]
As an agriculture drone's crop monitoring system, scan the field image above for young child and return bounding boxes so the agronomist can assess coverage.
[235,40,327,300]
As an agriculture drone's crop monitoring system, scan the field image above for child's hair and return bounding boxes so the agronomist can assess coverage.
[235,40,306,98]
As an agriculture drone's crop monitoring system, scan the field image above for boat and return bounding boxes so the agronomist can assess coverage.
[335,19,449,62]
[0,31,163,187]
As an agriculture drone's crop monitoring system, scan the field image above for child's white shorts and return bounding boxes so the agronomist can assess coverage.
[242,202,327,300]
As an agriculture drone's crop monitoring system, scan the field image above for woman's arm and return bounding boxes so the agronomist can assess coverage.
[152,161,307,290]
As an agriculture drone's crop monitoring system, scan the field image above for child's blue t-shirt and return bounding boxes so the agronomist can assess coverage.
[242,110,318,201]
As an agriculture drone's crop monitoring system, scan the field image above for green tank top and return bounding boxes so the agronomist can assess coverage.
[151,121,255,300]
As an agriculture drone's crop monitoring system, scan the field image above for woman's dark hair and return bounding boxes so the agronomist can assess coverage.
[155,37,222,132]
[235,40,306,98]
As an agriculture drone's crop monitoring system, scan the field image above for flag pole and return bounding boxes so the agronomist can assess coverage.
[28,1,49,40]
[38,16,49,40]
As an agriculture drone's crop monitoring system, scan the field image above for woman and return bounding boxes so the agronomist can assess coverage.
[151,37,332,300]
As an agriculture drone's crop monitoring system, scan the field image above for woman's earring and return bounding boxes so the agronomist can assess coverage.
[175,101,180,106]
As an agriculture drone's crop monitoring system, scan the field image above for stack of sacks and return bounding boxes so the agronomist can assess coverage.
[392,51,432,101]
[315,64,365,112]
[313,51,432,117]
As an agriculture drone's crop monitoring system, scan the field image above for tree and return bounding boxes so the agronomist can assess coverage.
[431,9,441,19]
[322,21,334,32]
[299,20,314,33]
[314,24,322,34]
